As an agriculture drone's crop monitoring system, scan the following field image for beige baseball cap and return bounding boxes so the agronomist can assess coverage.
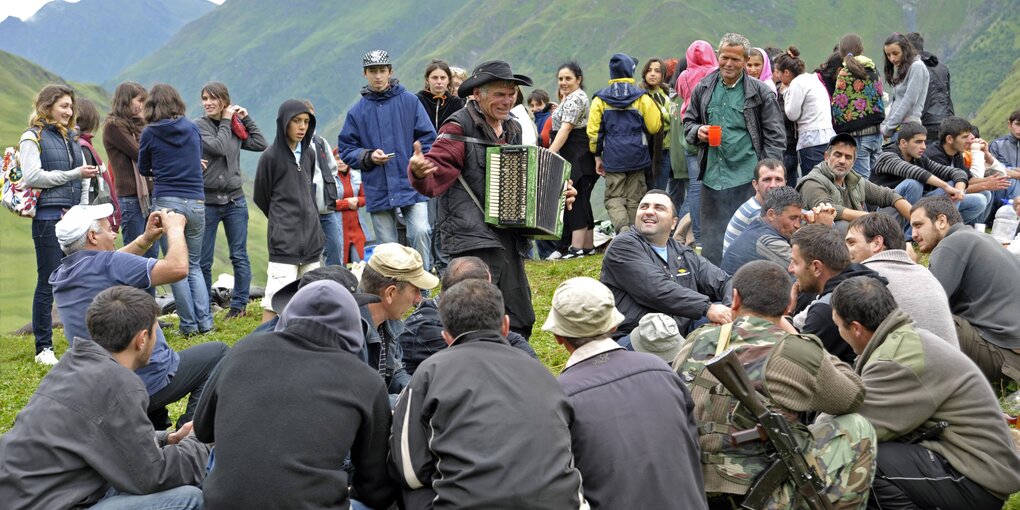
[367,243,439,290]
[542,277,624,338]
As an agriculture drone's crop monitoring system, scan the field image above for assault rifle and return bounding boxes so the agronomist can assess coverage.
[706,348,833,510]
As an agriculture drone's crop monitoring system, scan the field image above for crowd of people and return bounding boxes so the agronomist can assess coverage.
[3,28,1020,510]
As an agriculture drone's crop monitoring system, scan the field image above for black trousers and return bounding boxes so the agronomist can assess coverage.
[456,233,535,340]
[868,442,1004,510]
[700,182,754,265]
[147,341,229,430]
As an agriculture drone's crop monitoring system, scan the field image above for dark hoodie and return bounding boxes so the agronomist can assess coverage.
[253,99,325,265]
[137,116,205,200]
[799,263,889,364]
[193,281,396,510]
[594,53,647,107]
[416,89,465,131]
[591,53,658,171]
[918,52,954,131]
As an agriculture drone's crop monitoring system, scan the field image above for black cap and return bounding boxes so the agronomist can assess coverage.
[271,265,380,313]
[828,132,858,149]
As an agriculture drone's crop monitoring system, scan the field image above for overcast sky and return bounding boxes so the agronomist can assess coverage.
[0,0,223,22]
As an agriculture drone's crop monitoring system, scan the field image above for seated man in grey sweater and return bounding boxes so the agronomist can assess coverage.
[911,195,1020,385]
[831,277,1020,509]
[0,287,209,509]
[843,213,958,346]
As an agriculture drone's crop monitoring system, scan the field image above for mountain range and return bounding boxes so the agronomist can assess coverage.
[0,0,215,83]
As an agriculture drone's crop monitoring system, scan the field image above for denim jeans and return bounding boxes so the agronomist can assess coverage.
[783,151,801,189]
[371,202,431,270]
[983,179,1020,224]
[89,484,202,510]
[647,149,671,192]
[153,197,213,333]
[119,196,160,260]
[319,212,342,266]
[677,153,702,241]
[798,143,828,179]
[32,218,63,354]
[202,196,252,310]
[895,180,989,236]
[852,133,883,179]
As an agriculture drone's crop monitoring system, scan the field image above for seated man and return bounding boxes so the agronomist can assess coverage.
[723,158,787,256]
[601,189,733,342]
[989,108,1020,212]
[910,195,1020,384]
[390,280,586,509]
[843,213,958,345]
[398,256,536,376]
[358,243,439,395]
[675,260,876,509]
[546,277,708,510]
[193,281,396,510]
[797,133,911,228]
[830,277,1020,509]
[789,224,886,364]
[0,286,209,509]
[721,186,806,275]
[869,121,982,229]
[48,204,227,430]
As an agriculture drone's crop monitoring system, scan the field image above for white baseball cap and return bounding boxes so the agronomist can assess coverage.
[55,203,114,247]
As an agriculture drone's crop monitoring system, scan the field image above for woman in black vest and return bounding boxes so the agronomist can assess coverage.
[18,84,98,365]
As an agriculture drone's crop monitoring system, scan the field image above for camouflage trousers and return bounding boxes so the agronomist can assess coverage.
[715,414,877,510]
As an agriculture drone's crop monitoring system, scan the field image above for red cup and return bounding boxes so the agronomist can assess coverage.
[708,125,722,147]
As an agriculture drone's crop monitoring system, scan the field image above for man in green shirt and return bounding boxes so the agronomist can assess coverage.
[683,33,785,265]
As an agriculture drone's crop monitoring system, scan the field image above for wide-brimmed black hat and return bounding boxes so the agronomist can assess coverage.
[457,60,532,98]
[271,265,380,313]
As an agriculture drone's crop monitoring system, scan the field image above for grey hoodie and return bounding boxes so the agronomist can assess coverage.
[276,280,364,354]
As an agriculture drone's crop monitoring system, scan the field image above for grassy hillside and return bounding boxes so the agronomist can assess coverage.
[117,0,982,154]
[972,56,1020,140]
[0,0,215,83]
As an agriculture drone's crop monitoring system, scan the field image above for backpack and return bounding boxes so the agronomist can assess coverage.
[1,129,42,217]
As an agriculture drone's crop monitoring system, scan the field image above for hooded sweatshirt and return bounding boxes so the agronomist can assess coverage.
[193,280,396,510]
[253,100,325,265]
[676,40,719,117]
[137,116,205,200]
[416,89,465,131]
[588,53,662,171]
[794,263,888,364]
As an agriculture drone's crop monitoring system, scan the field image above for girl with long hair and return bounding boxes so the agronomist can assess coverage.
[640,58,672,192]
[549,61,597,259]
[775,46,836,176]
[828,33,886,177]
[881,33,929,138]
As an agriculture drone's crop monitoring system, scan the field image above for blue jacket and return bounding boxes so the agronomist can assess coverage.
[337,80,436,212]
[991,134,1020,170]
[720,217,792,276]
[138,117,205,200]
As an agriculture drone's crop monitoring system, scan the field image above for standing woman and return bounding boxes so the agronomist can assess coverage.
[195,82,266,319]
[417,59,465,131]
[828,34,885,178]
[138,84,214,336]
[881,33,929,139]
[19,84,98,364]
[775,46,836,175]
[640,58,672,192]
[746,47,777,95]
[548,62,597,259]
[75,97,120,222]
[102,81,156,258]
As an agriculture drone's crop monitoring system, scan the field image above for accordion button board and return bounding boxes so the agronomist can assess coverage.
[484,145,570,239]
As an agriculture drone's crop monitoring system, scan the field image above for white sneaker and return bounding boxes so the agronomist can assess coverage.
[35,348,58,366]
[546,250,563,260]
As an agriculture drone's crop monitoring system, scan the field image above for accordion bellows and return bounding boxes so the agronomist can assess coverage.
[484,145,570,239]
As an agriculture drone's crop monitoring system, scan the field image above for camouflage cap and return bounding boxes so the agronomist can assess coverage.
[368,243,439,290]
[363,49,391,68]
[542,277,624,338]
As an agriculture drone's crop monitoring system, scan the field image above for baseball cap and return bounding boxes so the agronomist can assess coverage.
[630,313,683,365]
[828,132,857,149]
[542,277,624,338]
[54,203,114,247]
[271,265,381,313]
[367,243,439,290]
[363,50,391,68]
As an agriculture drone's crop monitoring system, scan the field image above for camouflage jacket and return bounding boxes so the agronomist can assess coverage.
[674,316,865,496]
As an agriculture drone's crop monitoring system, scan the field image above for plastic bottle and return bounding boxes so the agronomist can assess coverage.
[991,199,1019,242]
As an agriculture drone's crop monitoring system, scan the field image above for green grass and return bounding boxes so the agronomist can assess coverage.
[2,252,1019,507]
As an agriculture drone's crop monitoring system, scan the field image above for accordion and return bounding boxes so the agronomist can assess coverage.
[484,145,571,239]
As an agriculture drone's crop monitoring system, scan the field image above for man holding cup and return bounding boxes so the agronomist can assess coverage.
[683,33,785,265]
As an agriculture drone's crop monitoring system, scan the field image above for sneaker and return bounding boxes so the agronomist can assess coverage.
[224,307,246,320]
[35,348,58,366]
[560,247,586,260]
[582,248,597,256]
[546,250,563,260]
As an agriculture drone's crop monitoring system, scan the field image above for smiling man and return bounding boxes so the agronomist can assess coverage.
[798,133,912,229]
[721,186,814,275]
[409,60,576,339]
[683,33,785,265]
[601,190,733,342]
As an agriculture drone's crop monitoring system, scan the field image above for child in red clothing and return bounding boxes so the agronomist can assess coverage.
[334,148,367,264]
